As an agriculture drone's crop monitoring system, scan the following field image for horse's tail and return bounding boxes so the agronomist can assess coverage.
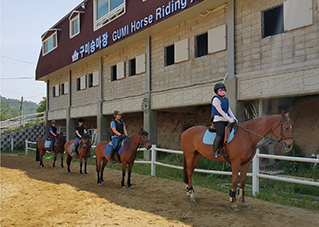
[183,153,188,184]
[36,144,40,161]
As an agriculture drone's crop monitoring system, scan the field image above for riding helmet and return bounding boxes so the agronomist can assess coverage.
[113,110,122,115]
[78,118,84,123]
[214,82,227,94]
[51,120,56,124]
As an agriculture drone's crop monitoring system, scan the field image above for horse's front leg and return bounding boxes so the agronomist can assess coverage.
[60,152,64,169]
[239,161,251,209]
[53,152,57,169]
[230,159,240,211]
[79,156,83,174]
[127,162,134,188]
[121,162,127,188]
[84,157,88,175]
[100,158,107,183]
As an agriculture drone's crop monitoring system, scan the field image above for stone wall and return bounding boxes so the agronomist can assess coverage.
[1,122,45,151]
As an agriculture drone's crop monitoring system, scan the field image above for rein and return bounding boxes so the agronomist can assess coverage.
[237,117,292,145]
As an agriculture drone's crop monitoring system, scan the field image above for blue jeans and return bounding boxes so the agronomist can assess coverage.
[50,137,55,147]
[112,136,121,149]
[75,137,81,145]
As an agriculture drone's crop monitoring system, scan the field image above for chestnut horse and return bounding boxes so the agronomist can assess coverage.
[36,133,66,168]
[181,111,293,211]
[95,129,152,188]
[64,134,92,174]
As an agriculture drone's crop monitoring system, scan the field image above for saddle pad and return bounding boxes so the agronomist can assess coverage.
[45,140,51,148]
[104,143,125,155]
[202,127,236,145]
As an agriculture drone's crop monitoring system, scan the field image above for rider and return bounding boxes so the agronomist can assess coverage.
[109,110,128,164]
[211,82,237,158]
[72,118,87,157]
[49,120,59,153]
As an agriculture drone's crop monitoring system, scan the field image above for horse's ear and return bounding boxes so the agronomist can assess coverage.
[139,128,143,133]
[281,110,286,118]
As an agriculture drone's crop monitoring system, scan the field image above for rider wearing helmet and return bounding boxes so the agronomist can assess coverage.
[72,118,87,157]
[49,120,59,153]
[109,110,128,163]
[211,82,237,158]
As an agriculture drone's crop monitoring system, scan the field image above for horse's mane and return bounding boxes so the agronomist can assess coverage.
[240,114,280,125]
[140,129,148,136]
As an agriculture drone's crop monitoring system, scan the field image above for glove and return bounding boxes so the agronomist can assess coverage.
[119,134,125,140]
[229,118,235,123]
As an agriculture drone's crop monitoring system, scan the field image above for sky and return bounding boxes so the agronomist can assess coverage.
[0,0,82,104]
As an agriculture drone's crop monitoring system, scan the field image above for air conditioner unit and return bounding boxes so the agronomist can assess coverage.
[258,139,275,167]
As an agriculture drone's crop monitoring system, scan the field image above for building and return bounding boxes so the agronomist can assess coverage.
[36,0,319,156]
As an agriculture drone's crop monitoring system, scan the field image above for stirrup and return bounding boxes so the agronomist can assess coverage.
[214,149,220,158]
[109,158,115,164]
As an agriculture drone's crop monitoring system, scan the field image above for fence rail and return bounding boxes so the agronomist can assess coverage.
[25,141,319,196]
[1,112,45,132]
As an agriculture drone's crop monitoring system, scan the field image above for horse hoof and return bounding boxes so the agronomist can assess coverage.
[186,195,190,199]
[242,204,251,209]
[129,185,134,189]
[122,186,126,189]
[190,197,196,202]
[231,205,239,211]
[98,183,101,185]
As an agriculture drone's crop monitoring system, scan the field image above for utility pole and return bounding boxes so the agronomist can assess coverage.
[20,96,23,125]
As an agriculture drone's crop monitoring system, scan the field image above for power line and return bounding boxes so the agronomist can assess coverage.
[0,55,36,65]
[1,77,34,79]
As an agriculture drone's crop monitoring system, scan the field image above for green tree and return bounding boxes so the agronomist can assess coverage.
[37,97,46,113]
[0,103,20,120]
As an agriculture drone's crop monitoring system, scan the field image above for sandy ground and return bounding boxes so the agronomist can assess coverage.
[1,154,318,227]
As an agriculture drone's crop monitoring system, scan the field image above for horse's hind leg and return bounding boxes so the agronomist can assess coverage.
[67,155,72,173]
[239,161,251,209]
[127,162,134,188]
[100,158,107,184]
[40,150,45,168]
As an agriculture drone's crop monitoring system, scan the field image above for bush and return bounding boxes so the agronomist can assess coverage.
[282,143,311,173]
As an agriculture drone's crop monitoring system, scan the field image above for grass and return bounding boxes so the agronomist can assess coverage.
[4,145,319,211]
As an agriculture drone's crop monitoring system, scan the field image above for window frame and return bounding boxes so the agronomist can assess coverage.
[93,0,126,31]
[69,14,80,38]
[111,65,117,81]
[42,31,58,56]
[129,58,136,76]
[262,5,284,38]
[164,44,175,66]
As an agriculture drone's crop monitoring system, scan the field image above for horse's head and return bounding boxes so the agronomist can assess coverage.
[81,133,92,150]
[55,133,66,147]
[138,128,152,150]
[273,111,293,152]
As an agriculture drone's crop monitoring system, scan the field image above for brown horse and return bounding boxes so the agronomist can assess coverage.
[64,134,92,174]
[36,133,66,168]
[95,128,152,188]
[181,111,293,211]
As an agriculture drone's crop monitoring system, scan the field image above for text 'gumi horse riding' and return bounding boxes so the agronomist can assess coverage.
[181,111,293,211]
[95,129,152,188]
[36,133,66,168]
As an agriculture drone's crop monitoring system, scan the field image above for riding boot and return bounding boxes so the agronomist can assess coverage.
[50,143,55,153]
[109,148,116,164]
[72,144,78,157]
[213,135,222,158]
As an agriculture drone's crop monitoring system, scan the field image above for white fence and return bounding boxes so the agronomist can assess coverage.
[1,112,45,132]
[25,141,319,196]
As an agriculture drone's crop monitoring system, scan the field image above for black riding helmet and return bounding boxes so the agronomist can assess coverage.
[78,118,84,123]
[214,82,227,94]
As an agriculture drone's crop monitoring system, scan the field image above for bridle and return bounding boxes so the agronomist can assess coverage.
[139,133,151,148]
[237,117,292,145]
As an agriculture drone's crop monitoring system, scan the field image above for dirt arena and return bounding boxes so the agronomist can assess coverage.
[1,154,318,227]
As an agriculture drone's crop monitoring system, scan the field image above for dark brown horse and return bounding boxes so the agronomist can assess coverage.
[95,128,152,188]
[36,133,66,168]
[181,111,293,211]
[64,134,92,174]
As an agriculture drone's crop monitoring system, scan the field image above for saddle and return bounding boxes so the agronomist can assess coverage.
[105,138,126,162]
[204,123,237,146]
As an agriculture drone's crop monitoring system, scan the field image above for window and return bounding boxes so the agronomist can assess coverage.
[111,65,117,81]
[89,71,99,87]
[62,82,69,95]
[262,5,284,38]
[94,0,126,30]
[42,32,57,55]
[195,33,208,58]
[165,45,174,66]
[70,15,80,38]
[76,76,87,91]
[77,78,81,91]
[129,58,136,76]
[53,85,60,97]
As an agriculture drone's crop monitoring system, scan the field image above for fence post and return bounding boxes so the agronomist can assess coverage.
[151,144,156,176]
[11,138,14,151]
[252,148,260,196]
[25,140,28,155]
